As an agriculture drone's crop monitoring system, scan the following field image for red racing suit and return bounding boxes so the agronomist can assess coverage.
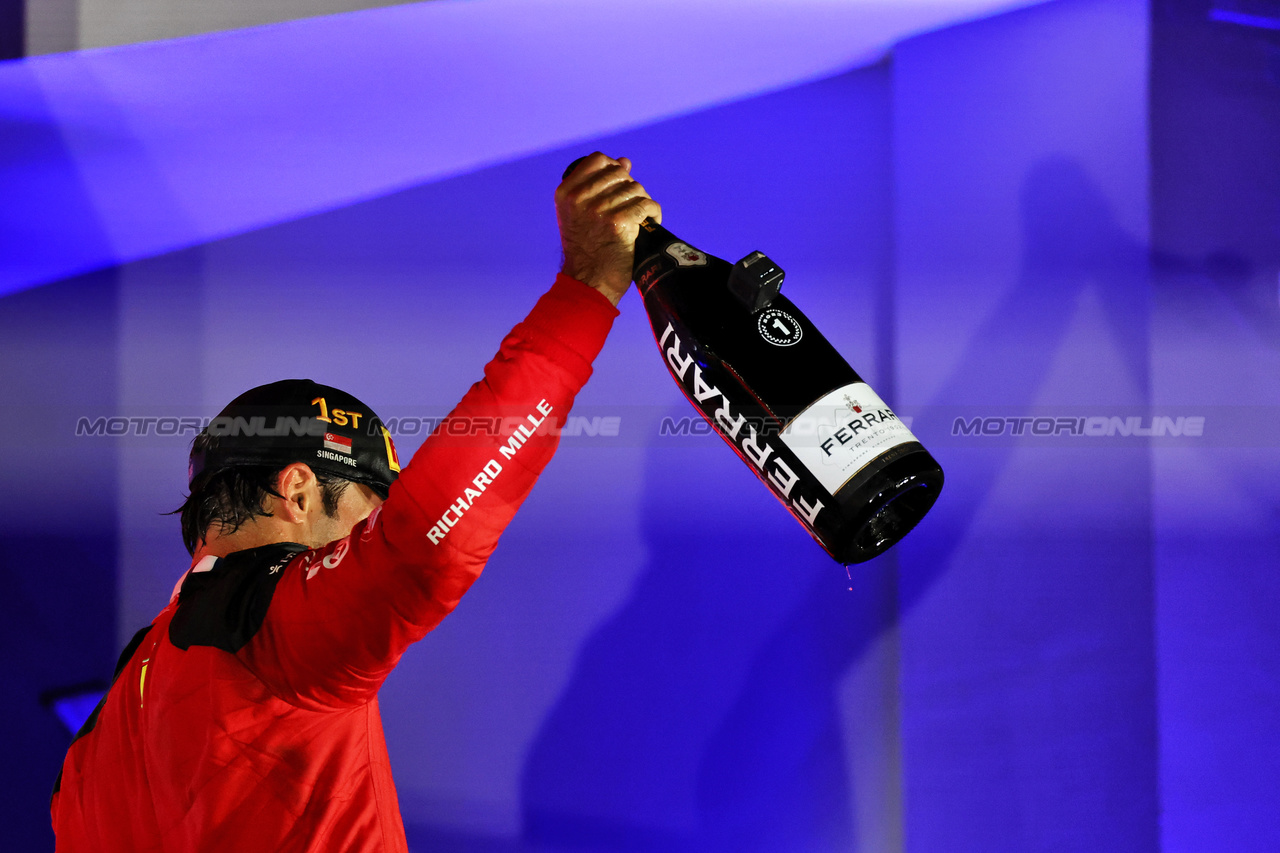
[51,275,619,852]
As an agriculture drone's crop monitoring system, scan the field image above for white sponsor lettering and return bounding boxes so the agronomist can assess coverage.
[768,457,800,499]
[794,493,824,525]
[662,331,827,525]
[692,366,720,403]
[308,536,350,579]
[741,426,773,469]
[429,403,551,546]
[714,396,746,439]
[499,431,527,459]
[665,333,695,381]
[316,448,358,468]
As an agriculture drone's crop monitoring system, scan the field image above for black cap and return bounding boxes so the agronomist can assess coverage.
[188,379,401,497]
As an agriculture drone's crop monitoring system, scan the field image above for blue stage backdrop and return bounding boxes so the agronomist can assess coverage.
[1,0,1277,851]
[893,1,1159,850]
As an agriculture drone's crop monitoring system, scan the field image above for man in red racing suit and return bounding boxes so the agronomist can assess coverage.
[51,154,660,852]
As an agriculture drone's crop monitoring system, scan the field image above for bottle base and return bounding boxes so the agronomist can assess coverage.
[833,457,944,565]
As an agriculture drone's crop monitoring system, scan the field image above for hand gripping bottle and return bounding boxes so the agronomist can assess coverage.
[632,219,944,564]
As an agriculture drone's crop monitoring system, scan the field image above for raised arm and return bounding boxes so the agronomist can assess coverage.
[238,154,659,708]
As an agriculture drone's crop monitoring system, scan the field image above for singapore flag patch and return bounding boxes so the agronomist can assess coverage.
[324,432,353,455]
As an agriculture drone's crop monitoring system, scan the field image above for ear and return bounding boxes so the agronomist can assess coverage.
[273,463,318,524]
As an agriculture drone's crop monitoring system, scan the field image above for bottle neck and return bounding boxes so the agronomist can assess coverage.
[633,219,672,269]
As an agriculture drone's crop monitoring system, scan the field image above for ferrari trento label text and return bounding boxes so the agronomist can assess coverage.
[780,382,919,494]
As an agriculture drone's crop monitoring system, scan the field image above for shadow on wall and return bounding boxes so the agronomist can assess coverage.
[517,156,1155,853]
[895,156,1161,853]
[519,404,891,852]
[1152,242,1280,352]
[902,154,1151,583]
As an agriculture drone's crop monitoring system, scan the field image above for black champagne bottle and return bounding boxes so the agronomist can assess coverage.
[633,220,944,564]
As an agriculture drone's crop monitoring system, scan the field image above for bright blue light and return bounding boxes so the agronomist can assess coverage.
[51,691,105,735]
[1208,8,1280,30]
[0,0,1051,299]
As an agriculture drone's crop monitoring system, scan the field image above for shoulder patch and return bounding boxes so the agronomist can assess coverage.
[169,543,308,653]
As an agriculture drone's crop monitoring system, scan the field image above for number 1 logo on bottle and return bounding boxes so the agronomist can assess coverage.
[757,309,803,347]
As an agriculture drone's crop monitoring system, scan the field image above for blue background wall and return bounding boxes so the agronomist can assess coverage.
[2,0,1277,851]
[893,2,1160,851]
[1151,2,1280,850]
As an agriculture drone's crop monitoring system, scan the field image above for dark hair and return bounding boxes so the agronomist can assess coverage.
[175,434,350,556]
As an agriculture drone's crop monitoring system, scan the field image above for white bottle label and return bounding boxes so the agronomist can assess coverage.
[665,242,708,266]
[779,382,919,495]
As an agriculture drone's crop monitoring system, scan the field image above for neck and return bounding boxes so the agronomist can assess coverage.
[191,519,300,567]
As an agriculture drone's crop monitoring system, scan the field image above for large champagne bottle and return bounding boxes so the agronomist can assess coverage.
[632,219,944,564]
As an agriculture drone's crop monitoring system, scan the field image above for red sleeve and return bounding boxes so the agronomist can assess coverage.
[241,274,618,709]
